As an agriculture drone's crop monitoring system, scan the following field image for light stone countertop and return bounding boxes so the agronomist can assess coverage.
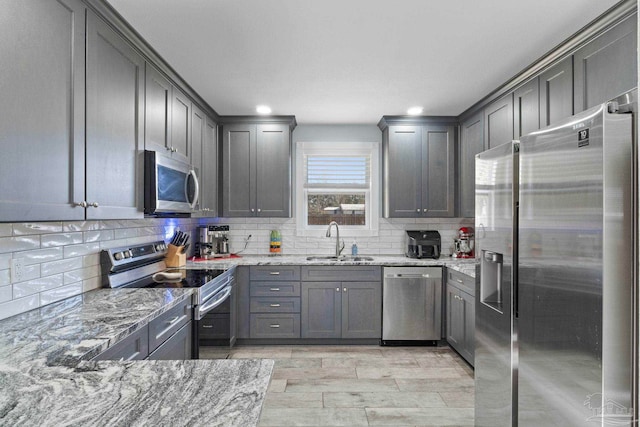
[188,254,478,278]
[0,288,273,427]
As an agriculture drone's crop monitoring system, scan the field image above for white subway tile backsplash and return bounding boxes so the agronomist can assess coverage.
[0,294,39,320]
[19,264,42,283]
[0,285,11,303]
[99,239,130,250]
[64,265,100,284]
[113,228,138,239]
[63,242,101,258]
[41,232,84,248]
[40,282,83,306]
[0,254,11,270]
[13,247,63,265]
[13,274,64,298]
[0,270,10,287]
[63,221,102,232]
[41,257,84,277]
[84,230,115,243]
[0,236,40,254]
[13,222,63,236]
[83,276,102,293]
[83,253,101,268]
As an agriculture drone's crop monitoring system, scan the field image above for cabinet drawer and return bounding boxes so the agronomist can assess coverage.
[250,314,300,338]
[251,281,301,297]
[250,297,300,313]
[250,266,301,281]
[92,325,149,361]
[148,299,192,352]
[447,269,475,296]
[199,313,230,339]
[301,266,381,282]
[147,322,192,360]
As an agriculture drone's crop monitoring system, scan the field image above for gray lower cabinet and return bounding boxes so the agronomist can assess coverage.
[484,93,514,149]
[148,322,192,360]
[574,14,637,113]
[148,298,192,352]
[92,325,149,361]
[301,266,382,339]
[85,11,144,219]
[459,112,485,218]
[381,123,455,218]
[445,269,475,366]
[222,121,294,217]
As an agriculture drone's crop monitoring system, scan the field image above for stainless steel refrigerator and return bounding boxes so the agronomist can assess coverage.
[475,100,634,426]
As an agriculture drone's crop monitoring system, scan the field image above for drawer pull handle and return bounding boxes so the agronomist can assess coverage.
[269,272,280,275]
[166,316,180,325]
[270,288,280,291]
[270,324,280,328]
[270,304,281,307]
[202,325,213,329]
[456,278,464,284]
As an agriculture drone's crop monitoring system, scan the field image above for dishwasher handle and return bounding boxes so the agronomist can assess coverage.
[385,273,433,279]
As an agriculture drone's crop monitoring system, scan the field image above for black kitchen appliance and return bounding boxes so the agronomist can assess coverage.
[100,240,235,359]
[405,230,441,259]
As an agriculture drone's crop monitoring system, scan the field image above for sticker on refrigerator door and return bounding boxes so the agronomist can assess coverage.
[578,129,590,147]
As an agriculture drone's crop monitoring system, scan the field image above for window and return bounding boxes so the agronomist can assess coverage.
[296,141,379,236]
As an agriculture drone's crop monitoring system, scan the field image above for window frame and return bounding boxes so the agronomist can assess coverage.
[295,141,380,237]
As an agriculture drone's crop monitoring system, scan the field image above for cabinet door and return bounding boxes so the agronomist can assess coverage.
[256,124,291,217]
[92,325,149,361]
[446,285,464,348]
[236,267,251,339]
[222,124,255,217]
[0,0,86,221]
[484,94,514,149]
[144,64,172,153]
[422,125,454,217]
[147,322,192,360]
[85,12,144,219]
[190,104,205,210]
[513,78,540,138]
[539,56,573,127]
[574,15,637,113]
[171,87,191,163]
[301,282,341,338]
[342,282,381,339]
[461,289,475,366]
[459,112,484,218]
[200,116,218,214]
[384,126,422,217]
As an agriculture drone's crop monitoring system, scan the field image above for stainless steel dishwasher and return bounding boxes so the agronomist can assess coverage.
[382,267,442,345]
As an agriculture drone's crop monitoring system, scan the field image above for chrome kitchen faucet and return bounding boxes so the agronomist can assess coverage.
[326,221,345,257]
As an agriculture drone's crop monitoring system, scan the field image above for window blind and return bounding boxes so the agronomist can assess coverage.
[304,155,370,188]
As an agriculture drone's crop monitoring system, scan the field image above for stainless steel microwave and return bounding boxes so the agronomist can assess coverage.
[144,150,199,214]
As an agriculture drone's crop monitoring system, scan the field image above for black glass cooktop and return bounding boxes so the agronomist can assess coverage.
[124,268,227,289]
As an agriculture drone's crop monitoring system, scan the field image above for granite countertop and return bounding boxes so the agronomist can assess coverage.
[189,254,478,278]
[0,288,273,427]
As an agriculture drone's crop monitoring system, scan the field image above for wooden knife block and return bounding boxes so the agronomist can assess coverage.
[165,244,186,267]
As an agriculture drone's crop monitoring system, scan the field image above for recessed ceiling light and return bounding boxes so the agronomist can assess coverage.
[256,105,272,115]
[407,106,423,116]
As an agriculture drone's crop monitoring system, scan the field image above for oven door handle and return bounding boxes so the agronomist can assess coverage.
[198,285,232,317]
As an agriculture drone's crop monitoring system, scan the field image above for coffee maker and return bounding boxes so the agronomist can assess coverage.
[453,227,475,258]
[196,225,230,258]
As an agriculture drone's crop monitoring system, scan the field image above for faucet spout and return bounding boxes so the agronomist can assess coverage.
[326,221,344,257]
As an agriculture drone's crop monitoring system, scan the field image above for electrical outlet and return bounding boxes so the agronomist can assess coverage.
[11,258,24,283]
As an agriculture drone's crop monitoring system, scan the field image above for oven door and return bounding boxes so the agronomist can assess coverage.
[193,278,234,359]
[144,150,199,214]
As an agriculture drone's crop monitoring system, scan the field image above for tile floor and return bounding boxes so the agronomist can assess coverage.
[203,345,474,427]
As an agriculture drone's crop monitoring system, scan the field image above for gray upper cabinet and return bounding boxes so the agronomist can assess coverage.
[85,12,144,219]
[513,78,540,138]
[484,94,514,149]
[0,0,86,221]
[171,87,191,163]
[222,121,293,217]
[199,116,218,215]
[383,123,455,218]
[190,104,205,210]
[459,112,484,218]
[539,56,573,127]
[144,64,172,154]
[574,14,637,113]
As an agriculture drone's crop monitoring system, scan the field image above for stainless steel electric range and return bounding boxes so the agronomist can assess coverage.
[100,240,235,359]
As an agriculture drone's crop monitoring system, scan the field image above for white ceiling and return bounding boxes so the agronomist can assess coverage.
[107,0,622,124]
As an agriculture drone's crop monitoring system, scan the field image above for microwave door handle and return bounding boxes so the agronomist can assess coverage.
[187,169,200,209]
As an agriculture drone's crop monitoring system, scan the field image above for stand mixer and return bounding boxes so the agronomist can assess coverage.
[453,226,475,258]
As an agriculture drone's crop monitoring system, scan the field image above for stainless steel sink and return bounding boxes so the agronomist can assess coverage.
[305,256,374,262]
